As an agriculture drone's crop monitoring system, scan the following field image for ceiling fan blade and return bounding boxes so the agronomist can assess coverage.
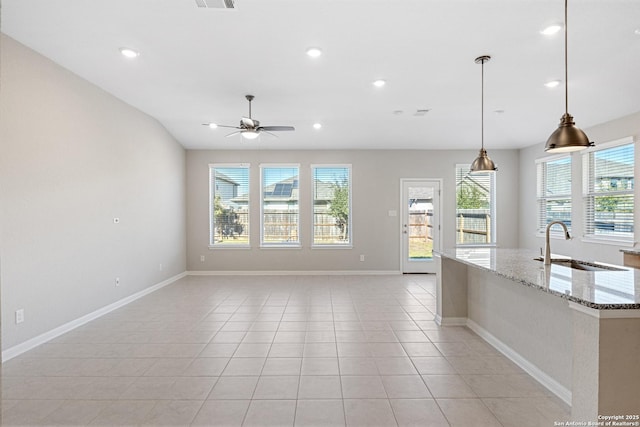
[260,126,295,131]
[225,131,242,138]
[202,124,240,129]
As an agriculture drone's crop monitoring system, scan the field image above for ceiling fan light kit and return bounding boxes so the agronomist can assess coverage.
[241,130,260,140]
[544,0,594,153]
[470,55,497,174]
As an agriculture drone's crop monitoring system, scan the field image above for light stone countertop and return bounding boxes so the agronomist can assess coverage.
[620,248,640,255]
[436,247,640,310]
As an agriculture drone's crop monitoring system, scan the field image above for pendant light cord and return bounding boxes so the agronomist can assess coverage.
[481,58,485,150]
[474,55,491,154]
[564,0,569,115]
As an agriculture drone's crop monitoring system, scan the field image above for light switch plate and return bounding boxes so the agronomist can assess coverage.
[15,309,24,324]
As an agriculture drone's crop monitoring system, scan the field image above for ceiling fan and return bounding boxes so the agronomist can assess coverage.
[203,94,295,140]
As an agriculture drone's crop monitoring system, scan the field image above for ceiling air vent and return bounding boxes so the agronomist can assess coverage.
[195,0,235,8]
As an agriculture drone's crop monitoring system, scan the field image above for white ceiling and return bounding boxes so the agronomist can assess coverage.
[3,0,639,150]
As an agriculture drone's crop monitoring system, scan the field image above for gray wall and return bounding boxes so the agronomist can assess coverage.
[0,35,187,350]
[518,111,640,264]
[187,149,520,272]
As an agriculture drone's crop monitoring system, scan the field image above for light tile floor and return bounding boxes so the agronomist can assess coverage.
[1,274,570,426]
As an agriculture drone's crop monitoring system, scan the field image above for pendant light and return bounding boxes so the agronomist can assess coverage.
[544,0,594,152]
[470,55,497,174]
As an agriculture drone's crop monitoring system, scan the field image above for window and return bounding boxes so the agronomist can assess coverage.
[210,164,250,247]
[583,137,635,241]
[261,164,300,246]
[536,155,572,234]
[312,165,352,247]
[455,165,496,245]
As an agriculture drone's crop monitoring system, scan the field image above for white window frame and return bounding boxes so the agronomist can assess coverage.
[311,164,353,249]
[455,164,497,247]
[260,163,301,248]
[582,136,635,245]
[535,154,572,237]
[209,163,251,249]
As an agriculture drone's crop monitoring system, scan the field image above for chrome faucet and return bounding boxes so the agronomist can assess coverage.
[544,220,571,265]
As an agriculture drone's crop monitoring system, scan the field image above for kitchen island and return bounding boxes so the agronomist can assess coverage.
[435,248,640,422]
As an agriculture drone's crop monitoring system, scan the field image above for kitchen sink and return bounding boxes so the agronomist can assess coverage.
[533,257,626,272]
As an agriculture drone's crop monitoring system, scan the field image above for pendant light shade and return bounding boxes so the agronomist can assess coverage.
[544,0,594,153]
[470,148,497,173]
[470,55,497,174]
[545,113,591,152]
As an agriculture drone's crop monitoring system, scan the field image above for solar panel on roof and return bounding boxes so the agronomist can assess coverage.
[278,183,292,196]
[273,183,284,195]
[267,183,293,197]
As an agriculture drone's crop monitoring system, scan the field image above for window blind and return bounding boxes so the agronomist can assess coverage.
[210,164,250,247]
[260,165,300,246]
[312,165,352,246]
[455,164,496,245]
[536,156,572,234]
[583,139,634,240]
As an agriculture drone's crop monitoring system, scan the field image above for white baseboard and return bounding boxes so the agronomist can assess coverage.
[2,272,187,363]
[466,318,572,406]
[187,270,401,276]
[434,315,467,326]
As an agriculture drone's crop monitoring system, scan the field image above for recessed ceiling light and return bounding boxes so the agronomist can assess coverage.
[119,47,140,58]
[306,47,322,58]
[373,79,386,88]
[313,123,322,130]
[545,80,562,88]
[635,29,640,35]
[207,123,218,129]
[540,24,562,35]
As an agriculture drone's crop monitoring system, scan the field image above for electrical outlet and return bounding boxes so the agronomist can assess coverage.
[360,255,365,262]
[15,309,24,324]
[159,263,163,271]
[200,255,205,262]
[115,277,120,287]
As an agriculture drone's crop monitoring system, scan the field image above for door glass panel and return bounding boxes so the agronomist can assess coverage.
[407,186,434,260]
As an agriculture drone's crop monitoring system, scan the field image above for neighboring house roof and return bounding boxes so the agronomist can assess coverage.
[231,175,339,205]
[313,181,335,201]
[263,176,299,200]
[594,158,634,179]
[215,171,239,186]
[408,187,433,200]
[457,175,490,195]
